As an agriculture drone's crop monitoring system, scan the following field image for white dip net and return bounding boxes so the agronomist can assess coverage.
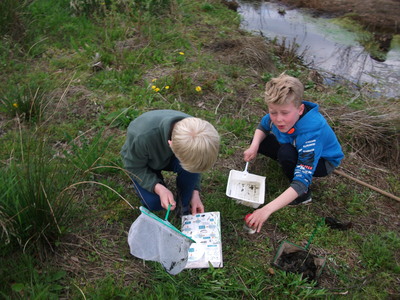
[128,206,195,275]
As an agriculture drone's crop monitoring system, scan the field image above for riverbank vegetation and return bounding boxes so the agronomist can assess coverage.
[1,0,399,298]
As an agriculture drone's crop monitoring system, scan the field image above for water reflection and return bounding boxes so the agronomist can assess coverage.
[238,0,400,98]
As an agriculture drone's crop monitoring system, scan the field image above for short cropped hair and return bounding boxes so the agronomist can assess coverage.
[171,118,220,173]
[265,73,304,107]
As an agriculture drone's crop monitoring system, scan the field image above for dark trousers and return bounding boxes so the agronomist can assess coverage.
[258,133,329,181]
[131,156,200,211]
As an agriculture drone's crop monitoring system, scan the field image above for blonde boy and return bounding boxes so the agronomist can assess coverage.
[244,74,344,232]
[121,110,220,215]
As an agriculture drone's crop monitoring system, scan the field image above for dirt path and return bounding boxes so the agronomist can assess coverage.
[274,0,400,34]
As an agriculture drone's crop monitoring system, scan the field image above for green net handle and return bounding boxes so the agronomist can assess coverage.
[305,217,325,250]
[165,204,171,221]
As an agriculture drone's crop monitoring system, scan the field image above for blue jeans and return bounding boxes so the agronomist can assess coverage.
[131,156,200,211]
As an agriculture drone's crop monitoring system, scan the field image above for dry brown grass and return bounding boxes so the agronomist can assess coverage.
[208,36,276,72]
[335,104,400,169]
[273,37,309,66]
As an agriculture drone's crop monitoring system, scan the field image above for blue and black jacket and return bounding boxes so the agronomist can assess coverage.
[258,101,344,194]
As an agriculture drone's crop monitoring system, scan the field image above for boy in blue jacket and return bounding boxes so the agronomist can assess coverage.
[244,74,344,232]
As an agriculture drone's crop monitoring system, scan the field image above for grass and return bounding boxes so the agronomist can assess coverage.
[332,15,390,62]
[1,133,73,254]
[0,0,399,299]
[1,254,66,299]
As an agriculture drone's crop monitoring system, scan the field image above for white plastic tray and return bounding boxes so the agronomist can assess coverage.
[226,163,266,208]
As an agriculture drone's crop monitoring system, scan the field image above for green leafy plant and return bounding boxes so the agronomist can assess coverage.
[262,72,273,83]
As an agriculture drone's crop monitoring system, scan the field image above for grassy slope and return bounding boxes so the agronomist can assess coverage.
[0,0,399,299]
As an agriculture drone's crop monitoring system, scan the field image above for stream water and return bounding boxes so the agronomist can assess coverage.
[238,0,400,98]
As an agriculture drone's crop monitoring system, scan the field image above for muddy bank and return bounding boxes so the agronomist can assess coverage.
[273,0,400,34]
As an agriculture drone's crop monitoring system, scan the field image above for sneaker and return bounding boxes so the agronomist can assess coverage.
[173,196,182,219]
[182,206,190,216]
[174,194,190,218]
[173,205,190,219]
[289,189,312,206]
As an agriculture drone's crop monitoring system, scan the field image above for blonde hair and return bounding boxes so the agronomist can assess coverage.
[265,73,304,107]
[171,118,220,173]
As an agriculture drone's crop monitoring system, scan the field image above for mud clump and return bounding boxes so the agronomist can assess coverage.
[275,250,318,281]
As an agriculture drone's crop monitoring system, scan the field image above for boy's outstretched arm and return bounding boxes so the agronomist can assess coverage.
[244,129,266,162]
[246,187,298,232]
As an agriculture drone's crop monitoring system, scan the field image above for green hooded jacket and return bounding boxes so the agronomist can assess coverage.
[121,110,201,192]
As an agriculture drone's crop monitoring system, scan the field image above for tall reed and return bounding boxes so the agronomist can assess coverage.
[0,128,79,258]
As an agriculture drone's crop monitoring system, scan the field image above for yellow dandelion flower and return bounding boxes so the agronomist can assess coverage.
[195,86,202,92]
[179,52,185,55]
[155,88,160,92]
[151,85,157,90]
[13,103,18,108]
[165,86,170,89]
[152,78,157,82]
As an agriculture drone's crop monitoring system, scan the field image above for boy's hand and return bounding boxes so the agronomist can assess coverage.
[244,129,265,162]
[247,187,299,232]
[190,190,204,215]
[244,146,258,162]
[245,206,272,233]
[154,183,176,210]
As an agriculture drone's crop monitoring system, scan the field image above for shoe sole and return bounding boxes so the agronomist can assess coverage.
[301,198,312,205]
[288,198,312,206]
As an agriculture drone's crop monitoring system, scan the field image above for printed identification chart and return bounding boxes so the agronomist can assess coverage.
[181,212,223,268]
